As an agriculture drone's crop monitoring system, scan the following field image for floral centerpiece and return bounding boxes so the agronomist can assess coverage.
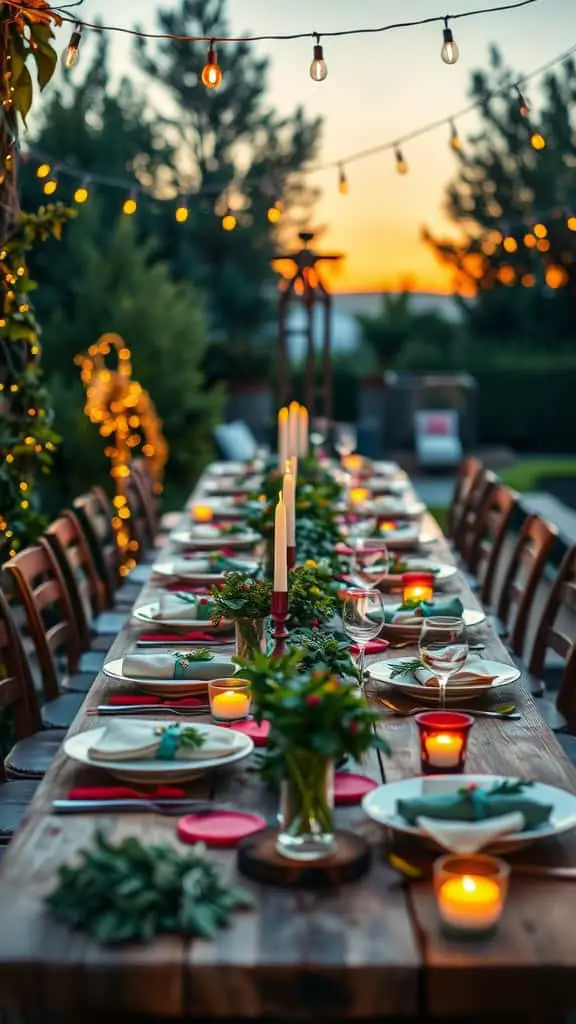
[287,561,338,628]
[211,573,272,659]
[288,627,360,684]
[236,650,389,861]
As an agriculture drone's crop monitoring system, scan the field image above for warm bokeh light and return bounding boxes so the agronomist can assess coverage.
[267,204,282,223]
[503,236,518,253]
[43,178,58,195]
[201,48,223,88]
[498,265,516,285]
[524,233,536,248]
[74,185,89,204]
[521,272,536,287]
[530,131,546,150]
[545,264,569,288]
[123,197,137,215]
[36,162,51,179]
[222,212,237,231]
[534,223,548,238]
[537,238,550,252]
[175,204,189,223]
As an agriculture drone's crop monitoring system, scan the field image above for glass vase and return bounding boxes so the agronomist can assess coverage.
[235,617,265,660]
[276,750,335,861]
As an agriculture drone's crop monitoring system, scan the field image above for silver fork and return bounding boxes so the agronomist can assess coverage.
[89,705,210,716]
[378,697,520,719]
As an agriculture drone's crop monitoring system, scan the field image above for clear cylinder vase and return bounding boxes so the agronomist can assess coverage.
[235,618,265,660]
[276,750,335,861]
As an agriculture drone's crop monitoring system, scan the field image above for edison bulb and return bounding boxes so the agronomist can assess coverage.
[310,42,327,82]
[338,167,348,195]
[62,28,82,69]
[441,27,459,65]
[395,149,408,175]
[201,47,223,88]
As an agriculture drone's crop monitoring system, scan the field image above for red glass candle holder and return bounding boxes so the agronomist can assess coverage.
[415,711,474,775]
[402,571,435,604]
[271,589,289,656]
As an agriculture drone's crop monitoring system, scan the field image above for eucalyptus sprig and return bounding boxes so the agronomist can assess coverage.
[289,627,360,683]
[46,832,255,945]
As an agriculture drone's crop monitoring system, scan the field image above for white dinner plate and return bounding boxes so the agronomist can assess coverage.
[201,478,262,497]
[170,529,260,550]
[152,563,226,584]
[132,601,231,631]
[369,656,520,702]
[389,558,458,584]
[372,500,426,519]
[64,722,254,783]
[380,527,436,550]
[103,655,238,695]
[377,605,486,638]
[362,774,576,852]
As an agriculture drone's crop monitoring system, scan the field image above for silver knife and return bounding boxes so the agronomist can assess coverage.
[52,799,217,814]
[93,705,210,715]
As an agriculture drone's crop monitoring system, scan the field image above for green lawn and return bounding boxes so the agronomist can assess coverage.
[501,459,576,493]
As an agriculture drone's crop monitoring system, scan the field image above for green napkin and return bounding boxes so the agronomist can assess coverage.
[382,597,464,623]
[213,556,257,573]
[397,782,552,831]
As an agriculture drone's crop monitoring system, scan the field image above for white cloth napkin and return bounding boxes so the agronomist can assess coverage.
[415,658,497,689]
[188,524,221,539]
[122,651,216,680]
[89,720,238,762]
[155,557,215,578]
[416,811,525,853]
[151,593,211,621]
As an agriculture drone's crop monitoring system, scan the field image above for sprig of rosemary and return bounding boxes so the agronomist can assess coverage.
[389,659,423,679]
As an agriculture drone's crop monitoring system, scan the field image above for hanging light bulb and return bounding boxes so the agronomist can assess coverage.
[267,202,282,223]
[222,211,237,231]
[530,129,546,151]
[449,121,462,151]
[440,18,459,65]
[36,162,51,179]
[395,147,408,175]
[122,190,138,216]
[515,85,530,117]
[338,165,349,195]
[201,41,223,89]
[175,198,189,223]
[309,34,327,82]
[62,23,83,69]
[73,178,90,204]
[43,172,58,195]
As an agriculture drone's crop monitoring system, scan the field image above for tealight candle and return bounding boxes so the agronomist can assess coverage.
[434,854,509,938]
[208,679,251,721]
[192,504,214,523]
[379,520,397,533]
[416,711,474,774]
[349,486,370,507]
[402,572,435,604]
[342,453,364,473]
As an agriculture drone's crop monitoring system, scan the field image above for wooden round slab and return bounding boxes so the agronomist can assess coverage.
[237,828,371,887]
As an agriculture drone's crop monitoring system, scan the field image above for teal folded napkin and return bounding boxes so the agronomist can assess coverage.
[397,781,552,831]
[213,556,257,573]
[382,596,464,624]
[171,593,214,621]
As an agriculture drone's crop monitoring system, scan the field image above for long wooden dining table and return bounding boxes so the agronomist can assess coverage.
[1,463,576,1023]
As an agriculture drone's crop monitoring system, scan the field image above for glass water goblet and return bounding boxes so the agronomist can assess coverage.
[352,537,389,590]
[342,588,385,691]
[418,617,469,710]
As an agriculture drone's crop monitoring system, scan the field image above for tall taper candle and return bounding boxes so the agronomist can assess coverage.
[278,407,288,466]
[283,466,295,546]
[298,405,309,457]
[288,400,300,457]
[274,493,288,592]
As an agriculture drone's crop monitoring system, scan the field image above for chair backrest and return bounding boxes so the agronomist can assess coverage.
[0,586,42,776]
[415,410,459,439]
[73,487,121,604]
[447,456,483,539]
[528,545,576,729]
[130,459,159,543]
[468,483,520,604]
[4,542,83,701]
[496,514,558,656]
[453,467,495,566]
[45,511,108,649]
[124,474,152,559]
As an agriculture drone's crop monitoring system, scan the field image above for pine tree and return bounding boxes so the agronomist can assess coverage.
[425,48,576,352]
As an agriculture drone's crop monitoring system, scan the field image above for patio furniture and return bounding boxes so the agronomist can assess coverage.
[213,419,258,461]
[415,409,462,469]
[494,514,558,657]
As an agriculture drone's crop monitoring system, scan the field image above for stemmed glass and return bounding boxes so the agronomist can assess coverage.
[418,617,469,710]
[342,588,385,691]
[351,537,389,590]
[334,424,357,459]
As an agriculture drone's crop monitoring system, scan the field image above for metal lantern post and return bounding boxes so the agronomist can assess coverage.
[271,231,342,420]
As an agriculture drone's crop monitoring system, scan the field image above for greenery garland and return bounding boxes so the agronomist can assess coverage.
[0,205,75,560]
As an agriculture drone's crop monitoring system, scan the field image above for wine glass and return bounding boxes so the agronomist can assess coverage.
[342,588,384,691]
[418,617,469,710]
[352,538,389,590]
[334,424,357,459]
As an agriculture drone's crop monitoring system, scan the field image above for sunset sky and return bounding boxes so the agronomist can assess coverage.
[52,0,571,293]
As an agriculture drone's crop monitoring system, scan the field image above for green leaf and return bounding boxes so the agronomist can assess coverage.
[12,64,33,125]
[29,23,58,89]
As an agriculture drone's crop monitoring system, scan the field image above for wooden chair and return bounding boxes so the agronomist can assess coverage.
[453,469,497,569]
[0,585,64,794]
[73,487,143,608]
[526,545,576,734]
[447,456,483,540]
[493,514,558,657]
[125,472,156,557]
[3,544,93,727]
[466,483,520,605]
[45,511,126,650]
